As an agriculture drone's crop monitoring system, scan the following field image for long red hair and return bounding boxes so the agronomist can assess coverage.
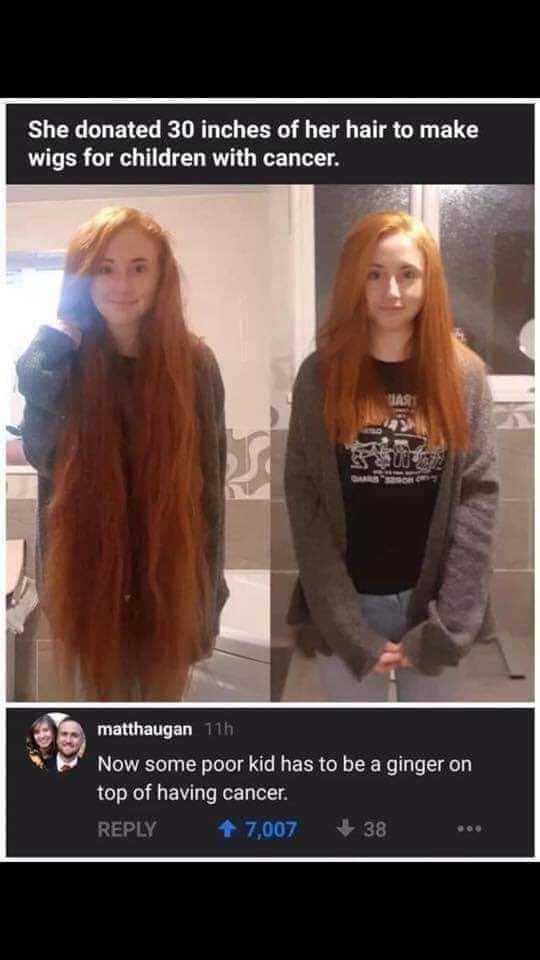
[318,210,479,449]
[44,207,210,700]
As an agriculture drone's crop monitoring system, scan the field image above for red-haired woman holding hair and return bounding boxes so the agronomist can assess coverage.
[285,211,499,701]
[17,207,228,700]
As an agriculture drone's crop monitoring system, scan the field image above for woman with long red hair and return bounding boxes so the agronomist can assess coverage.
[17,206,228,700]
[285,211,499,701]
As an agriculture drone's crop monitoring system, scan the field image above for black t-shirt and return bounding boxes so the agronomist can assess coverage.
[336,358,446,595]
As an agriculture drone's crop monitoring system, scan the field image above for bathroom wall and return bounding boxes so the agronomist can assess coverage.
[6,185,274,700]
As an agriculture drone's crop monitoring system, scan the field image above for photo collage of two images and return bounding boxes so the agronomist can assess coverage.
[5,183,534,705]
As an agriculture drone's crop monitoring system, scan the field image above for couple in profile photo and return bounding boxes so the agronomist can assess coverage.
[27,713,86,774]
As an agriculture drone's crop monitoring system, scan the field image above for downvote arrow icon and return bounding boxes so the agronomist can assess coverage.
[218,820,237,839]
[337,819,355,837]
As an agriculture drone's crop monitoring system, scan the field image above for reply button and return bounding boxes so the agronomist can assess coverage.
[98,821,158,839]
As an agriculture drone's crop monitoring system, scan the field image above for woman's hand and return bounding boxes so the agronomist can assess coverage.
[57,273,93,336]
[51,318,82,347]
[373,641,403,673]
[372,641,412,673]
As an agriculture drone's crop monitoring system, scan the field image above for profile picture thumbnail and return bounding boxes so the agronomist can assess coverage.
[27,713,86,774]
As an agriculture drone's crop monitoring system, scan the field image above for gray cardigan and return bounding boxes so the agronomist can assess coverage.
[284,349,500,678]
[16,325,229,652]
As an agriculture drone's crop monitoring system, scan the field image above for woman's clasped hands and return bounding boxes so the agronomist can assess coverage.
[373,642,412,674]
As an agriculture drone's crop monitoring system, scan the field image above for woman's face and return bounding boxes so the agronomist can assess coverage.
[91,227,161,328]
[33,722,54,753]
[364,231,425,336]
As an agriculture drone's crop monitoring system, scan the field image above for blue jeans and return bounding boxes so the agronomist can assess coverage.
[316,589,462,702]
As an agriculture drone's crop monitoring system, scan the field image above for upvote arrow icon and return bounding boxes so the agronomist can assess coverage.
[337,818,355,837]
[218,819,237,839]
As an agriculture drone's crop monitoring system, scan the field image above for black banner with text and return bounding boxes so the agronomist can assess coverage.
[7,103,533,184]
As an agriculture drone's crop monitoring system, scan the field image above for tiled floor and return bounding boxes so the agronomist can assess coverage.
[11,609,535,704]
[12,605,272,703]
[274,636,533,702]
